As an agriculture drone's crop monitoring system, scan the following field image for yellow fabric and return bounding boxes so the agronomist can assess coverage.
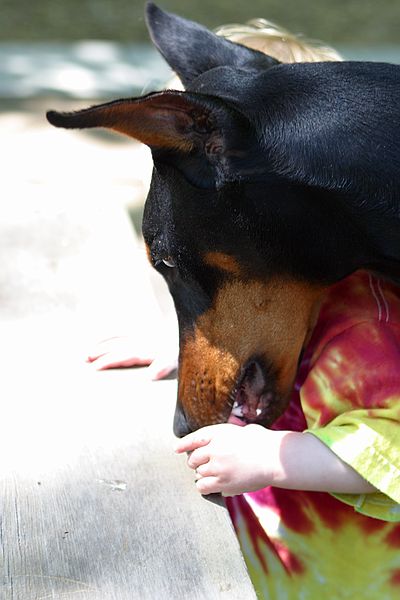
[309,416,400,520]
[301,319,400,520]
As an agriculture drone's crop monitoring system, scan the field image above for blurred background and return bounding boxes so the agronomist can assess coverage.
[1,0,400,232]
[3,0,400,45]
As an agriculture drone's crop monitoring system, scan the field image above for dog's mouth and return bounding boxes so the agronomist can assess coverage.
[228,360,275,426]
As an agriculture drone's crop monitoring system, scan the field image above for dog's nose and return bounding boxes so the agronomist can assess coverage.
[173,403,192,438]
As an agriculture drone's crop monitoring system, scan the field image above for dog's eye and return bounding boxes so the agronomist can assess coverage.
[154,256,176,269]
[150,238,176,269]
[162,257,176,268]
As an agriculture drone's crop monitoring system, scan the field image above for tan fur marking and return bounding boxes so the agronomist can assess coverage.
[145,242,152,265]
[179,277,327,429]
[204,251,242,275]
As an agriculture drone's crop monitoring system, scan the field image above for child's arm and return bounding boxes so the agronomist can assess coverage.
[175,423,378,497]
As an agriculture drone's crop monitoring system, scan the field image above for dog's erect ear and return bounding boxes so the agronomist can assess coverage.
[46,90,254,187]
[145,2,278,87]
[47,91,225,151]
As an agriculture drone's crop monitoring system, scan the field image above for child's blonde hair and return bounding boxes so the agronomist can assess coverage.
[216,19,342,63]
[168,19,342,89]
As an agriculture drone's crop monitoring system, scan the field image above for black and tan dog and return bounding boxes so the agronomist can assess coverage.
[47,3,400,437]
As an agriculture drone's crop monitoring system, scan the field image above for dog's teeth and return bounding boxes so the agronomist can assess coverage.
[231,405,244,417]
[256,408,262,416]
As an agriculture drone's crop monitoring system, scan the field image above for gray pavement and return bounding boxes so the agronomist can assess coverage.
[0,97,256,599]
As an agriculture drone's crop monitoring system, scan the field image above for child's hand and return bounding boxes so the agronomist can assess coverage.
[174,423,276,496]
[86,336,177,380]
[176,424,379,497]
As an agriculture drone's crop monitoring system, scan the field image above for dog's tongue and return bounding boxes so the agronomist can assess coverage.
[227,414,247,427]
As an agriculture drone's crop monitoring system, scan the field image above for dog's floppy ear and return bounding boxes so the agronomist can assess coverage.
[145,2,278,87]
[46,90,253,187]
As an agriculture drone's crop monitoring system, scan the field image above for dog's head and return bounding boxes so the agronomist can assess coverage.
[47,3,398,435]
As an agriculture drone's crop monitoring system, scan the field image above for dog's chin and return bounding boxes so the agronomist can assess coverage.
[226,360,285,427]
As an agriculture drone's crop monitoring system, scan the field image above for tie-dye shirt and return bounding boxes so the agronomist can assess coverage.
[226,271,400,599]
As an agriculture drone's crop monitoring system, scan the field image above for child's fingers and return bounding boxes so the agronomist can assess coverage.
[193,461,214,477]
[86,349,106,363]
[86,337,155,370]
[174,429,212,454]
[146,356,178,380]
[187,447,210,470]
[86,337,127,362]
[86,337,178,378]
[90,353,153,371]
[195,476,221,495]
[86,352,106,364]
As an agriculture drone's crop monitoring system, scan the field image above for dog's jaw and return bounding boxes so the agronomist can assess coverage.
[175,277,325,435]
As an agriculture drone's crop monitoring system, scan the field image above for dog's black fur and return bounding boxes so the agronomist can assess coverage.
[47,3,400,436]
